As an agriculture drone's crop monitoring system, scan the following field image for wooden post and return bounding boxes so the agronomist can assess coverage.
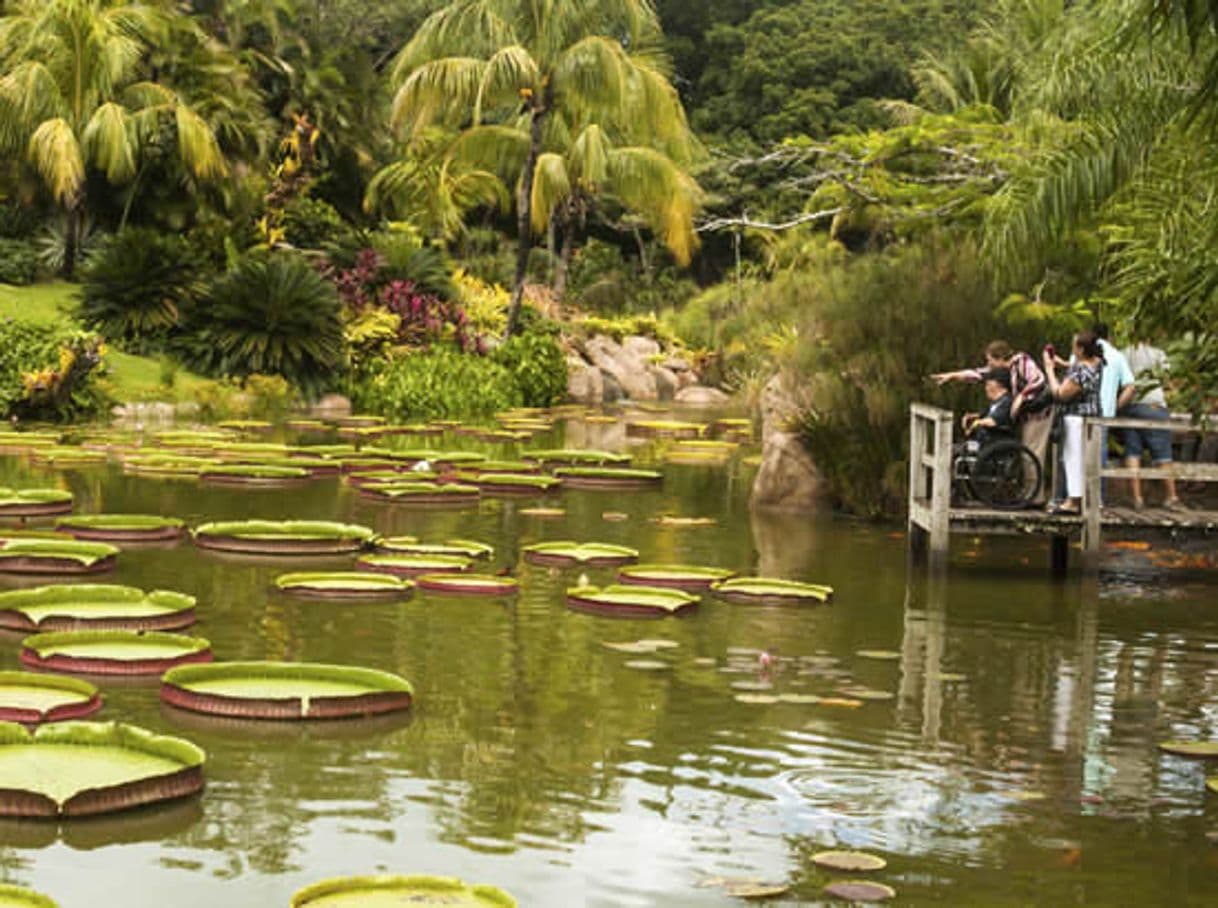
[928,410,953,565]
[1082,419,1103,568]
[1050,535,1069,576]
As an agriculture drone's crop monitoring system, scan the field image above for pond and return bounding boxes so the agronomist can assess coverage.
[0,417,1216,906]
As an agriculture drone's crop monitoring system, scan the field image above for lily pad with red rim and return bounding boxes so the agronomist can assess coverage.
[460,473,563,495]
[524,449,631,467]
[415,573,519,597]
[823,880,896,902]
[0,671,101,724]
[0,539,118,575]
[160,661,414,720]
[618,564,737,591]
[274,572,414,601]
[566,584,699,618]
[0,488,73,519]
[0,584,196,632]
[192,520,374,555]
[53,514,186,543]
[0,720,205,818]
[1159,741,1218,758]
[20,630,213,676]
[358,482,481,505]
[356,553,473,578]
[199,464,312,487]
[375,537,493,559]
[551,467,663,490]
[811,851,888,872]
[290,875,516,907]
[523,541,639,568]
[711,577,833,605]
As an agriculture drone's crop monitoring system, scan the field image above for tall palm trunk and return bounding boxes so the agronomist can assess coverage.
[63,205,81,279]
[505,102,546,338]
[554,207,576,299]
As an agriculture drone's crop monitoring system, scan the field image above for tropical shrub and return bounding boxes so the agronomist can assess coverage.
[345,308,402,371]
[0,238,38,285]
[0,319,109,420]
[493,328,568,408]
[371,233,455,299]
[351,349,521,420]
[283,196,349,250]
[177,253,345,397]
[454,269,509,338]
[79,229,203,352]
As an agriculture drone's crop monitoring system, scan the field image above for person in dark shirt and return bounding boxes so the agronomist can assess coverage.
[962,370,1015,447]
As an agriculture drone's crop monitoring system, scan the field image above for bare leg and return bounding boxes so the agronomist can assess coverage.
[1126,456,1143,507]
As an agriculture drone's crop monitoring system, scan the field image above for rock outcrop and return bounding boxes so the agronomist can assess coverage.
[566,333,725,406]
[750,372,825,511]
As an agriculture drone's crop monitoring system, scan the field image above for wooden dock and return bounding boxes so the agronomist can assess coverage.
[908,403,1218,572]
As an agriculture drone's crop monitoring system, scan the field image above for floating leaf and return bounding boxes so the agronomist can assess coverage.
[635,639,679,650]
[602,512,630,522]
[1208,777,1218,795]
[933,672,967,682]
[811,851,887,873]
[624,660,671,672]
[777,693,822,704]
[823,880,896,902]
[816,698,865,709]
[836,687,895,702]
[724,882,790,899]
[855,650,901,661]
[735,693,779,704]
[1159,741,1218,758]
[731,681,774,692]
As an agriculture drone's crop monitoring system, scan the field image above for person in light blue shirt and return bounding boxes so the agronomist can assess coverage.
[1094,325,1136,418]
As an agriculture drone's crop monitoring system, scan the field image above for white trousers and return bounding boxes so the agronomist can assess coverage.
[1061,415,1084,498]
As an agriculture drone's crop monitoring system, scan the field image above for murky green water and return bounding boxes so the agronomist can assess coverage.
[0,419,1217,906]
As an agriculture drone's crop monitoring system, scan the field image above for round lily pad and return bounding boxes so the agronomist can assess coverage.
[566,585,699,618]
[291,875,516,907]
[520,507,565,518]
[161,662,414,720]
[217,419,273,432]
[711,577,834,605]
[1207,776,1218,794]
[21,630,213,676]
[0,488,73,519]
[376,537,493,559]
[0,884,58,907]
[200,464,312,487]
[551,467,663,490]
[523,541,640,568]
[624,659,671,671]
[345,469,415,487]
[0,721,205,817]
[855,650,902,661]
[0,671,101,724]
[331,415,386,428]
[1158,741,1218,758]
[812,851,888,872]
[193,521,374,555]
[274,572,414,601]
[618,564,737,591]
[524,449,631,467]
[32,446,109,467]
[823,880,896,902]
[356,553,473,578]
[626,419,706,439]
[0,584,196,632]
[53,514,186,543]
[0,539,118,575]
[415,574,519,597]
[469,460,540,474]
[0,431,60,454]
[122,454,214,477]
[358,482,481,505]
[462,473,563,495]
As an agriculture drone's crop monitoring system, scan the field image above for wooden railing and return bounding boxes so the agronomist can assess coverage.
[907,403,954,562]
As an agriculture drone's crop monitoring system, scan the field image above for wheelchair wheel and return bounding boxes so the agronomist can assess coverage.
[966,440,1042,510]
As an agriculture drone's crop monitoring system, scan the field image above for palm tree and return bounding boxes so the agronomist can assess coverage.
[389,0,697,336]
[0,0,229,274]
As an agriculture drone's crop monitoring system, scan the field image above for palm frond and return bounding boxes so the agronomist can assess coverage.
[391,57,488,136]
[175,104,227,179]
[81,101,136,183]
[474,44,538,123]
[530,152,570,234]
[607,146,702,265]
[27,118,84,204]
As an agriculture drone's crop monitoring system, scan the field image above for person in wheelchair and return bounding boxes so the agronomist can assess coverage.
[953,371,1043,509]
[962,370,1015,448]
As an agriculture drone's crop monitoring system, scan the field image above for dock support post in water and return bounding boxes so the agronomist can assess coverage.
[908,404,954,568]
[1050,535,1069,576]
[1081,420,1105,571]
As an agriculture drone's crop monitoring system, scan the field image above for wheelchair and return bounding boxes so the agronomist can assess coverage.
[952,437,1043,510]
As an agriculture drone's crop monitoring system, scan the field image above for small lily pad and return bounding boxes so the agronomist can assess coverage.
[855,650,901,661]
[816,697,864,709]
[823,880,896,902]
[603,641,664,654]
[933,672,967,682]
[811,851,887,872]
[724,881,790,900]
[734,693,779,704]
[731,680,774,692]
[777,693,822,704]
[1207,777,1218,795]
[836,687,895,701]
[624,659,671,671]
[520,507,565,518]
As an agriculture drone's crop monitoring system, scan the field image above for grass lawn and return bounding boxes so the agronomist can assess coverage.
[0,282,208,402]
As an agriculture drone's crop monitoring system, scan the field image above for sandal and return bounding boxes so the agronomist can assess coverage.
[1047,501,1080,515]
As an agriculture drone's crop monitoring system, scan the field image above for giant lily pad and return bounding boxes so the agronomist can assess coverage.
[1158,741,1218,758]
[161,661,413,720]
[626,419,706,439]
[823,880,896,902]
[468,460,541,474]
[291,875,516,908]
[711,577,834,605]
[0,585,196,632]
[0,488,73,519]
[31,447,108,467]
[122,454,215,477]
[415,574,519,597]
[524,449,631,467]
[0,721,205,817]
[200,464,311,487]
[274,572,414,601]
[54,514,186,543]
[551,467,663,490]
[358,482,481,505]
[216,419,273,433]
[812,851,888,872]
[0,884,58,907]
[21,630,213,676]
[567,585,699,618]
[0,539,118,575]
[193,520,374,555]
[618,564,737,591]
[461,473,562,495]
[356,553,473,578]
[0,672,101,723]
[523,541,639,568]
[376,537,493,559]
[0,432,60,454]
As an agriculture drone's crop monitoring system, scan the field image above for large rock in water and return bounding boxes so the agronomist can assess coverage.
[675,386,730,406]
[750,372,825,511]
[566,356,604,405]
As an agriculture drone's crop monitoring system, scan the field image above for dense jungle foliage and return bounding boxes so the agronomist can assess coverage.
[0,0,1214,514]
